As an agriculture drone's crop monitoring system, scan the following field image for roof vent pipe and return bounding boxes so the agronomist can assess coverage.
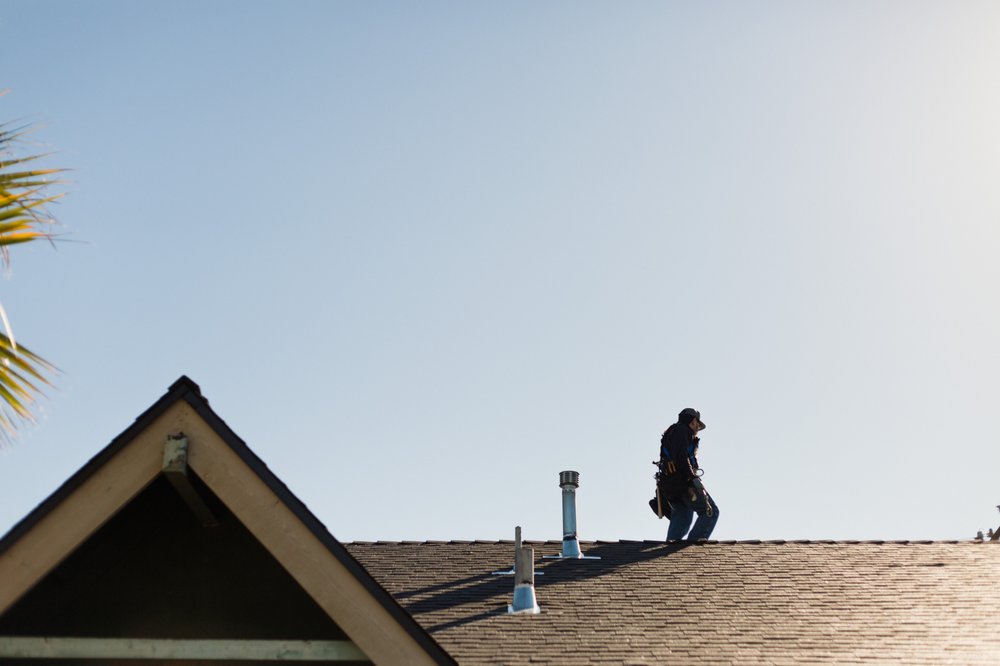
[492,526,544,576]
[545,470,600,560]
[560,471,581,557]
[507,526,540,614]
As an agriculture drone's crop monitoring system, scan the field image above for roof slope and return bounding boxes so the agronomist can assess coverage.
[346,539,1000,665]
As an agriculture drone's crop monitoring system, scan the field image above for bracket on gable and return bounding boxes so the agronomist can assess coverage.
[163,434,219,527]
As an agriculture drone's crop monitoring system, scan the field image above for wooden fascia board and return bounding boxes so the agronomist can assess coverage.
[0,636,369,661]
[175,400,443,666]
[0,401,183,614]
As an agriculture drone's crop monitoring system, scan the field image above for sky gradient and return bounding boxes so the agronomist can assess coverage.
[1,1,999,543]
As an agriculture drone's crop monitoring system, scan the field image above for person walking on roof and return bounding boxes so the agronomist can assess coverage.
[657,408,719,541]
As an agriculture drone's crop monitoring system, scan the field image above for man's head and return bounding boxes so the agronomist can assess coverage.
[678,407,706,433]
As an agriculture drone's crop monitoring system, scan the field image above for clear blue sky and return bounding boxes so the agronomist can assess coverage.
[1,1,998,543]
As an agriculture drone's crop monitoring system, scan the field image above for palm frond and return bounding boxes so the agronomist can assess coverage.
[0,124,64,259]
[0,111,64,442]
[0,333,58,442]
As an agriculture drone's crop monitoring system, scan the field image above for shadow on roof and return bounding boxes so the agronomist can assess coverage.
[371,540,697,632]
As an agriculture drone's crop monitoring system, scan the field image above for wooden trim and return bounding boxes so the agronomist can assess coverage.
[175,403,438,666]
[0,636,368,661]
[0,403,193,614]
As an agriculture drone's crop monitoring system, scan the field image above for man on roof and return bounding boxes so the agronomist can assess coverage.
[657,408,719,541]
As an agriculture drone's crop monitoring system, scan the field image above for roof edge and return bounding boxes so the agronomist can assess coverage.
[345,538,987,546]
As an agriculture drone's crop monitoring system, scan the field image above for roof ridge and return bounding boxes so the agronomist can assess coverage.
[345,538,986,546]
[167,374,203,397]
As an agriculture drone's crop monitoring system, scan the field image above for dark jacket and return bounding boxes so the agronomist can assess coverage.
[657,422,700,498]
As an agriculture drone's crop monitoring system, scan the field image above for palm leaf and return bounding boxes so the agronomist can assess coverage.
[0,123,64,260]
[0,110,63,442]
[0,333,57,441]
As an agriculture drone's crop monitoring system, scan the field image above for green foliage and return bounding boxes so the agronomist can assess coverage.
[0,116,62,441]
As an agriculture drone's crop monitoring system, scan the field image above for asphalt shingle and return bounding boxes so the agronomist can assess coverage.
[345,540,1000,665]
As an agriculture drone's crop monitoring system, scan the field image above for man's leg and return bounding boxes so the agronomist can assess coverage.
[666,499,694,541]
[687,490,719,541]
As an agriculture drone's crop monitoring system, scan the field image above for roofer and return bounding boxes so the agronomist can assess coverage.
[656,408,719,541]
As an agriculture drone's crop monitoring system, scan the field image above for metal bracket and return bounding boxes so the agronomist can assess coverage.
[162,434,218,527]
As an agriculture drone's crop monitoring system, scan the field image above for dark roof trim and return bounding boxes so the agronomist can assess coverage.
[347,539,986,546]
[0,376,456,666]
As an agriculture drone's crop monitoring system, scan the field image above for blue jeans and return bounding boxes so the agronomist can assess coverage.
[666,486,719,541]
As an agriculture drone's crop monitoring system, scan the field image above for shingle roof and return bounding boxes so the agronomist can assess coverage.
[345,539,1000,665]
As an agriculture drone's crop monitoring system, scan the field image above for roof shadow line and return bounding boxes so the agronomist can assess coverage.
[394,573,496,600]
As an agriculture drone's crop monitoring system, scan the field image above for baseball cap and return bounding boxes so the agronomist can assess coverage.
[678,407,706,430]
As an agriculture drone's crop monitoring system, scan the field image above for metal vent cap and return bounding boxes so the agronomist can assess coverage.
[559,470,579,487]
